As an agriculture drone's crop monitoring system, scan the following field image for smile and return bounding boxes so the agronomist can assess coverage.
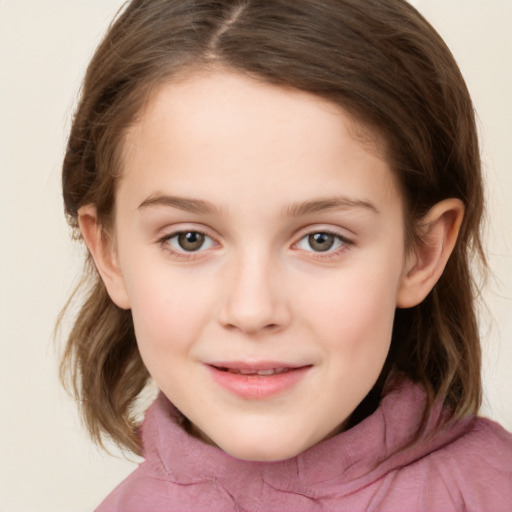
[206,362,312,399]
[216,367,293,376]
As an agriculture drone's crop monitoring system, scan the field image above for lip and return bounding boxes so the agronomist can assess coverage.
[206,362,312,399]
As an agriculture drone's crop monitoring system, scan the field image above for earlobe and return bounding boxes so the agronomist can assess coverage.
[397,198,464,309]
[78,205,131,310]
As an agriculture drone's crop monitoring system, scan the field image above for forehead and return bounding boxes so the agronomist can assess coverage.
[127,68,386,156]
[119,70,401,215]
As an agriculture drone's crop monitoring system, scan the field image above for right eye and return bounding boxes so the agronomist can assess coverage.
[164,231,216,253]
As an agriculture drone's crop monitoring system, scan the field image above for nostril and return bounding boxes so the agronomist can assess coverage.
[222,322,278,332]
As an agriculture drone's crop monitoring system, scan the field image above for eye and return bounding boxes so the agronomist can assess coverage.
[165,231,215,252]
[296,232,347,253]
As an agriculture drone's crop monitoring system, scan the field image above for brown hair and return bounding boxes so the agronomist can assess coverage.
[60,0,485,455]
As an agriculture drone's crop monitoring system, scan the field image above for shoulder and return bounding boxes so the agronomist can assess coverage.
[94,461,172,512]
[439,417,512,495]
[435,417,512,478]
[94,459,236,512]
[399,417,512,511]
[445,416,512,462]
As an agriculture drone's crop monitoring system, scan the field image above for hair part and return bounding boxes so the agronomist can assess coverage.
[60,0,485,454]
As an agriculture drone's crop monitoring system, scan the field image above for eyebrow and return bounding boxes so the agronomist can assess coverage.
[138,194,221,215]
[137,194,379,217]
[286,196,379,216]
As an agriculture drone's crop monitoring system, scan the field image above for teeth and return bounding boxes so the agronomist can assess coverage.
[226,368,290,376]
[256,369,276,375]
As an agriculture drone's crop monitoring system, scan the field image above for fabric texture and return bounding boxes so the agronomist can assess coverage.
[96,380,512,511]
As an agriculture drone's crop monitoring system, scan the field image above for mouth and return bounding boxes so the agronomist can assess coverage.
[212,366,297,376]
[206,362,312,399]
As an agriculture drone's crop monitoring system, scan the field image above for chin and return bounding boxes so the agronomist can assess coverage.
[215,431,315,462]
[190,410,335,462]
[190,422,298,460]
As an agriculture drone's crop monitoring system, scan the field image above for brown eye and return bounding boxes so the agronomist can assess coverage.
[307,233,335,252]
[177,232,206,251]
[295,231,348,254]
[163,230,216,255]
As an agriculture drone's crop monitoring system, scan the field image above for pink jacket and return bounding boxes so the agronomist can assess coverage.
[96,380,512,511]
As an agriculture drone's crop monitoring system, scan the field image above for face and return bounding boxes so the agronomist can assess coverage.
[109,70,410,461]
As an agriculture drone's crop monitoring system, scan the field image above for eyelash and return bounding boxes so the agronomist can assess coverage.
[157,230,217,260]
[293,230,353,260]
[157,229,353,261]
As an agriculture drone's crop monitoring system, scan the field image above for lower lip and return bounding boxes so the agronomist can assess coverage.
[207,365,311,399]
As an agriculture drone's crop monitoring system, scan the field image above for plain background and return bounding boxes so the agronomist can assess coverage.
[0,1,511,510]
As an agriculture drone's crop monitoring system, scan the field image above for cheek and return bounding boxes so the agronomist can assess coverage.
[310,267,398,329]
[125,266,214,355]
[303,261,400,365]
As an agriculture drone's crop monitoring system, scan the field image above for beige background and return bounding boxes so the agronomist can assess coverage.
[0,1,511,510]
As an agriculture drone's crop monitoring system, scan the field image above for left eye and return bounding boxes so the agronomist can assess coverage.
[296,232,346,253]
[165,231,215,252]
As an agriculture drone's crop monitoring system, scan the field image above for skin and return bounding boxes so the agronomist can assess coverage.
[80,69,464,461]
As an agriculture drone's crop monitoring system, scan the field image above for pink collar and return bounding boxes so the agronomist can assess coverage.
[140,379,474,498]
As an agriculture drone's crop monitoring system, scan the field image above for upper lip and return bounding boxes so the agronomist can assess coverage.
[207,361,310,371]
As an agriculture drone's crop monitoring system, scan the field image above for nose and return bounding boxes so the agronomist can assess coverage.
[218,251,291,335]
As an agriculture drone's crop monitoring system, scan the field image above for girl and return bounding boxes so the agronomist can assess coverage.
[59,0,512,510]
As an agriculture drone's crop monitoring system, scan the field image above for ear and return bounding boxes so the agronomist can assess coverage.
[78,205,131,310]
[397,198,464,309]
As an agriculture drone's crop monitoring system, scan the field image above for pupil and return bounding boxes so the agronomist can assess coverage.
[309,233,334,252]
[178,232,205,251]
